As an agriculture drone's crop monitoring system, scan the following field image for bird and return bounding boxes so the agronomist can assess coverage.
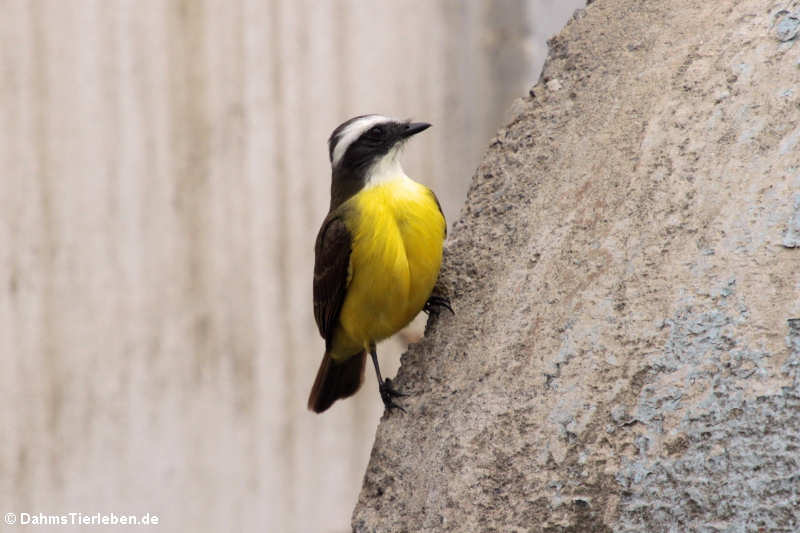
[308,114,451,414]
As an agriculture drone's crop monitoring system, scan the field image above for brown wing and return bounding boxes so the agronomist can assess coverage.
[429,188,447,237]
[313,213,352,346]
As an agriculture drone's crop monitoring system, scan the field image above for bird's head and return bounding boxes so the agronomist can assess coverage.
[328,114,431,174]
[326,115,431,209]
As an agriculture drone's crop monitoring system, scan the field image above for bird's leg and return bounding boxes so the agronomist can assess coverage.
[423,294,454,316]
[369,343,406,413]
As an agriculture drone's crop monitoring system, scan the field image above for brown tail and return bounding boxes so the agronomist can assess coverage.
[307,351,366,413]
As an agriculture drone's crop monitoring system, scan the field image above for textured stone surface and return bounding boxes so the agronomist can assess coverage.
[353,0,800,531]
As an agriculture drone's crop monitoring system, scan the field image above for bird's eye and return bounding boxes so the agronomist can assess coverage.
[368,125,384,137]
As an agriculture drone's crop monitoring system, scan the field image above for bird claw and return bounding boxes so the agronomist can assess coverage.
[423,295,454,316]
[379,378,406,413]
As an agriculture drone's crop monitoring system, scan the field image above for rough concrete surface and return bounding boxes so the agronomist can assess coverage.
[353,0,800,531]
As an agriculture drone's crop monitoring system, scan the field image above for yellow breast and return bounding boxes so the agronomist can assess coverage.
[331,176,445,359]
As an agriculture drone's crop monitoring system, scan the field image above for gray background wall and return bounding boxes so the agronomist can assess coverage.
[0,1,582,531]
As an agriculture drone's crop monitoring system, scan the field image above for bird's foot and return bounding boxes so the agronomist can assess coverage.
[423,295,454,316]
[379,378,406,413]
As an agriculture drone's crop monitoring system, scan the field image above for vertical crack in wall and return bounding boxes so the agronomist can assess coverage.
[30,0,63,490]
[268,0,297,528]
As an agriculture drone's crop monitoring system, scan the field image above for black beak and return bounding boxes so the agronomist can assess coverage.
[399,121,431,139]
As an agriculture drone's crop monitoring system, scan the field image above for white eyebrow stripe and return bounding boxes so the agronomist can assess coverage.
[331,114,393,168]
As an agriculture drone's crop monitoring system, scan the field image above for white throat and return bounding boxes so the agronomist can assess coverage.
[364,147,408,189]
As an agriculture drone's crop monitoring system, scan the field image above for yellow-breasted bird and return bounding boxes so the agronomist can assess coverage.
[308,115,451,413]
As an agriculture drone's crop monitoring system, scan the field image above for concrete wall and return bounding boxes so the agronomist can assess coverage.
[0,1,582,531]
[353,1,800,530]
